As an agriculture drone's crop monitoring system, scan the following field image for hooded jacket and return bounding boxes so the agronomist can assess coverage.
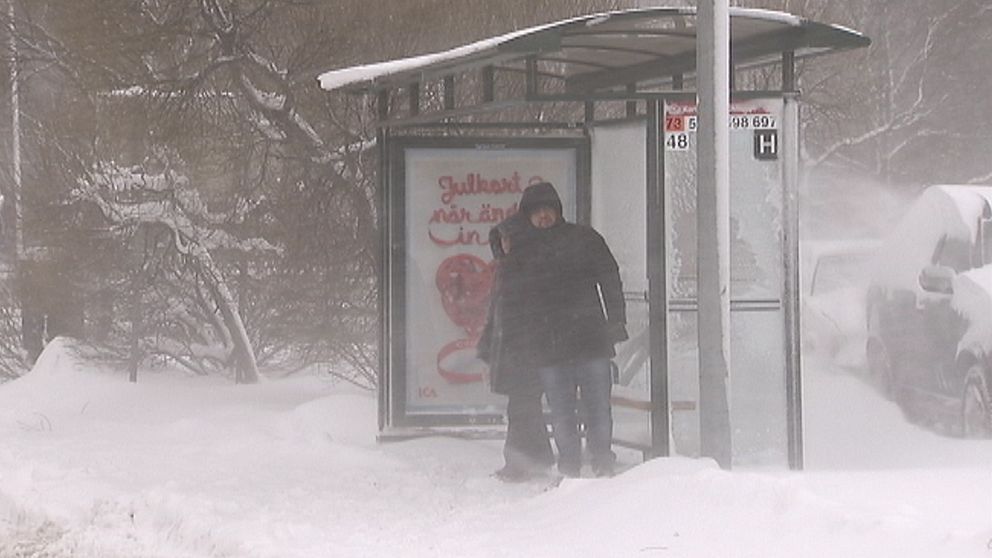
[517,182,627,367]
[480,182,627,375]
[518,181,563,218]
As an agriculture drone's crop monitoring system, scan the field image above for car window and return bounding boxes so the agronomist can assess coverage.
[931,234,972,272]
[810,253,873,296]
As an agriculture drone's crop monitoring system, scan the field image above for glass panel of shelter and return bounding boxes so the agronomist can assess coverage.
[663,98,790,467]
[590,120,652,450]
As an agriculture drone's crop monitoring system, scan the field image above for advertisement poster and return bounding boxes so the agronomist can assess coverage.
[403,147,577,415]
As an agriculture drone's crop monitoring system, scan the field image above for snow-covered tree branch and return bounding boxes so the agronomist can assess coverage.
[74,163,278,382]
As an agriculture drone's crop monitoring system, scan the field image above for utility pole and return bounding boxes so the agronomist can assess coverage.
[696,0,733,469]
[7,0,39,365]
[8,0,20,261]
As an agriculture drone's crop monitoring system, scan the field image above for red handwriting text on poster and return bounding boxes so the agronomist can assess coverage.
[429,171,544,384]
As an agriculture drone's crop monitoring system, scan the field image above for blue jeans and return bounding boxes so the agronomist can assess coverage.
[538,358,615,476]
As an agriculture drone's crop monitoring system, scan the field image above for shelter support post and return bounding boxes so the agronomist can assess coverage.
[647,99,670,458]
[409,83,420,116]
[782,51,796,91]
[696,0,733,469]
[783,95,804,469]
[443,76,455,110]
[525,57,538,98]
[376,134,390,432]
[482,65,495,103]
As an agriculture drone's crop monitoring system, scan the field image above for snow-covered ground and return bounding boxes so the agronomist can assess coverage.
[0,342,990,557]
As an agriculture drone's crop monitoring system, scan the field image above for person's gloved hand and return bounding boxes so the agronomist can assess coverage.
[606,322,629,344]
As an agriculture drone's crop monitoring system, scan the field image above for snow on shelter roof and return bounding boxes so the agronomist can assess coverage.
[317,7,869,94]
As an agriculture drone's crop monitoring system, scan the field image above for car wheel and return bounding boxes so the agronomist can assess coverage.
[961,366,992,439]
[866,337,894,397]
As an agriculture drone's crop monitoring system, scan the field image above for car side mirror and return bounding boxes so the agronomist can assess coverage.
[919,265,955,294]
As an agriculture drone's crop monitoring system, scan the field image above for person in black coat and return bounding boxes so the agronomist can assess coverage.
[477,212,554,482]
[512,181,628,478]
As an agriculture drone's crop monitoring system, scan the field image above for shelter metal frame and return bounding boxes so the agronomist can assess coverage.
[320,7,869,468]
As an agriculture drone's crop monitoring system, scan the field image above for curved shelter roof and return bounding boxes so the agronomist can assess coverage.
[318,7,869,95]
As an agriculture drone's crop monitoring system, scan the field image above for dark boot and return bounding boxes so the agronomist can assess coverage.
[504,389,554,473]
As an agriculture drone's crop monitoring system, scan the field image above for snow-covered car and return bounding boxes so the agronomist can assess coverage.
[865,185,992,437]
[801,240,878,368]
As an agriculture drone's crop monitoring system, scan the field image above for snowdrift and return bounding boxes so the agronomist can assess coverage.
[0,342,989,557]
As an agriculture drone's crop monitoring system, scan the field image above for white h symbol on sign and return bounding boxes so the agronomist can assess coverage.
[754,130,778,160]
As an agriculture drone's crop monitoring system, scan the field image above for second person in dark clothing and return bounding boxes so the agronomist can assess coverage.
[478,212,555,481]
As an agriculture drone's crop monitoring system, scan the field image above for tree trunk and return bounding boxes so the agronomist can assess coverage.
[191,243,260,383]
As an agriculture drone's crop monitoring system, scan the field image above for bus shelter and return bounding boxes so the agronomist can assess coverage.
[318,7,869,469]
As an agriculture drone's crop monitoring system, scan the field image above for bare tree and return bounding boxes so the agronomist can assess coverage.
[739,0,992,189]
[0,0,627,384]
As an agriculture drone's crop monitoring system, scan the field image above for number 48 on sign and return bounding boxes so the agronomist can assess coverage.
[666,132,690,151]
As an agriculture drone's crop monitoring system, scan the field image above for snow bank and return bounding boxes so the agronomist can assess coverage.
[803,363,992,470]
[478,457,989,558]
[0,344,990,557]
